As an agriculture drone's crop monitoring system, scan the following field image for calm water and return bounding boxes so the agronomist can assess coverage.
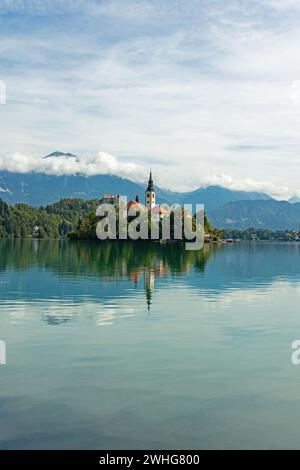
[1,240,300,449]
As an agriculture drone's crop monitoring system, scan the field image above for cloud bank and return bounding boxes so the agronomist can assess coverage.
[198,174,289,199]
[0,152,145,180]
[0,151,292,198]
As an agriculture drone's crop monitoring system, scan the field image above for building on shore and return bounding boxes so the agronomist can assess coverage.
[101,171,170,221]
[127,194,146,213]
[100,194,121,205]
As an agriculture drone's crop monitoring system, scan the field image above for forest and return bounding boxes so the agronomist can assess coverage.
[0,197,219,240]
[0,198,100,238]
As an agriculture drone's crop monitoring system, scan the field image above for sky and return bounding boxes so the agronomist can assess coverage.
[1,0,300,197]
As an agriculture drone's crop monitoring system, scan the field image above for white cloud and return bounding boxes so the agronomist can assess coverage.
[0,150,293,198]
[0,151,293,197]
[0,152,145,180]
[196,174,289,198]
[0,0,160,19]
[1,1,300,194]
[261,0,300,9]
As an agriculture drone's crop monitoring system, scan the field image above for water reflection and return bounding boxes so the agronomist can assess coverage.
[0,239,215,315]
[1,240,300,319]
[2,240,300,449]
[0,239,213,278]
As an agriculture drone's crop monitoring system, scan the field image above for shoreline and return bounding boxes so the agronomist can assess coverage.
[2,237,300,245]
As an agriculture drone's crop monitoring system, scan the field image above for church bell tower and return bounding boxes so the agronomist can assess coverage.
[145,170,156,210]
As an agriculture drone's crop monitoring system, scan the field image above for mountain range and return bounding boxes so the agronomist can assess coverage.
[0,151,299,230]
[209,200,300,230]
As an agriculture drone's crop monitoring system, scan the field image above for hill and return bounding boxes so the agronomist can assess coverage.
[210,199,300,230]
[0,160,271,211]
[179,186,271,211]
[0,198,101,238]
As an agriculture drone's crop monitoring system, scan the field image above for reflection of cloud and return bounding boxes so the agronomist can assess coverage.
[1,299,137,327]
[202,279,296,310]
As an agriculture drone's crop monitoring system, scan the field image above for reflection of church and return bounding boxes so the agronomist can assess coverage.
[144,269,155,312]
[143,261,168,312]
[125,259,168,312]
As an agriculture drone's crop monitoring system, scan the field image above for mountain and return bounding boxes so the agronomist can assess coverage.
[43,151,79,159]
[0,171,147,207]
[210,199,300,230]
[289,196,300,204]
[178,186,271,211]
[0,171,272,209]
[2,154,299,229]
[0,151,273,209]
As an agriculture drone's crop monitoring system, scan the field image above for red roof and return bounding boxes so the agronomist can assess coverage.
[150,206,169,214]
[127,200,146,211]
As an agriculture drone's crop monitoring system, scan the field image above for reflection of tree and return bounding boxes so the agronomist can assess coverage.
[0,239,215,275]
[0,240,217,309]
[43,315,72,326]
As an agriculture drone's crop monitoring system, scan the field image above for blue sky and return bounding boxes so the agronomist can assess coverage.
[1,0,300,196]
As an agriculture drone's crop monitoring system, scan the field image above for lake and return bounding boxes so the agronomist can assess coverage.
[1,239,300,449]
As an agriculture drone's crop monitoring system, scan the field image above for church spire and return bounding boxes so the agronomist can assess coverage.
[145,169,156,210]
[147,169,154,192]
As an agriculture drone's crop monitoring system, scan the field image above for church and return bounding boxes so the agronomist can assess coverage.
[101,171,169,221]
[145,170,156,210]
[125,171,169,221]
